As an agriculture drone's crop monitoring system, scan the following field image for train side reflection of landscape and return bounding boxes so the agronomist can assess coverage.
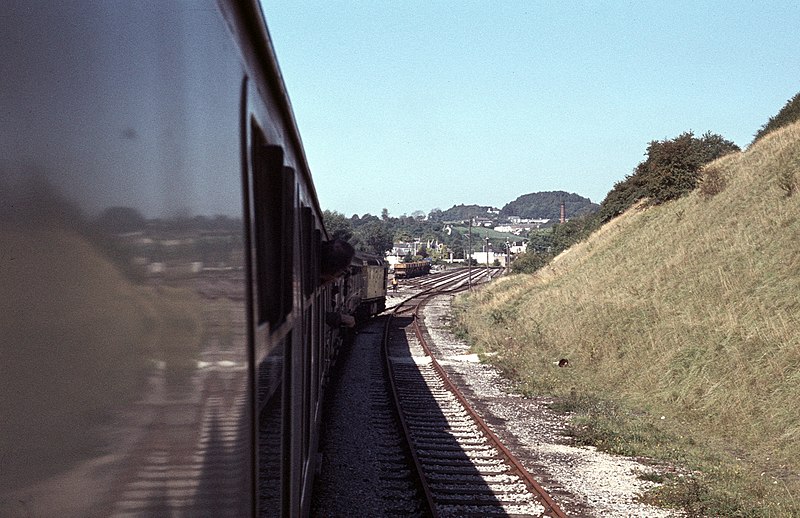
[1,2,381,516]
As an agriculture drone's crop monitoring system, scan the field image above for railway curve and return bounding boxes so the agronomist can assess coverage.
[383,276,567,517]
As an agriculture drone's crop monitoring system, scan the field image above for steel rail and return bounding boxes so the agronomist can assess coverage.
[382,295,440,517]
[379,274,477,517]
[383,269,570,517]
[409,288,569,518]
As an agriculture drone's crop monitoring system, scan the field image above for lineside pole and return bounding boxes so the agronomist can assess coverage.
[468,217,472,291]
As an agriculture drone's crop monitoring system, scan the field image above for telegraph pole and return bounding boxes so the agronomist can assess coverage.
[505,237,510,273]
[467,217,472,291]
[485,237,490,271]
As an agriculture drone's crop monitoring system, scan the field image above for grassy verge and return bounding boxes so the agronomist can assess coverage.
[555,391,798,517]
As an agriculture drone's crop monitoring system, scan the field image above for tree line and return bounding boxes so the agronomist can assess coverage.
[325,208,523,262]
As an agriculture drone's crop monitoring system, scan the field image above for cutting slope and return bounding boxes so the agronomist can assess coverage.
[456,121,800,515]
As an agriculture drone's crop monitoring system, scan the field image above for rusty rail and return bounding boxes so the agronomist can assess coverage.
[382,269,568,517]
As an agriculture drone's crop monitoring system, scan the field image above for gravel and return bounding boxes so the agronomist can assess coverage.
[311,317,423,517]
[422,293,683,518]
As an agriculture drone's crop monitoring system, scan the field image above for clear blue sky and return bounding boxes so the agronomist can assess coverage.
[260,1,800,218]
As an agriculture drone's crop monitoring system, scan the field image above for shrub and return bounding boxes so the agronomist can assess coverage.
[550,213,599,254]
[753,92,800,143]
[510,251,551,274]
[526,228,554,254]
[599,131,739,222]
[599,171,650,222]
[777,169,797,197]
[645,132,739,205]
[699,165,728,199]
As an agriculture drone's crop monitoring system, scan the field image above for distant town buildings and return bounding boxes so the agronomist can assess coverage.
[442,216,552,236]
[494,217,550,234]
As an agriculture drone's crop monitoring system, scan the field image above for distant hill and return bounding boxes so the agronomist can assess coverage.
[500,191,599,220]
[440,204,497,221]
[439,191,598,222]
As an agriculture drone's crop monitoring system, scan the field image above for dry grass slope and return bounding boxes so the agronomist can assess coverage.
[455,121,800,516]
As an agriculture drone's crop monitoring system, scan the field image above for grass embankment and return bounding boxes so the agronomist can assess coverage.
[453,122,800,516]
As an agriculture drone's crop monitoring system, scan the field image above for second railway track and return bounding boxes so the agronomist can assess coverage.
[384,274,567,517]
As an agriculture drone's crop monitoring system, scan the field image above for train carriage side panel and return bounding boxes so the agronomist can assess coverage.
[1,2,340,517]
[244,29,336,516]
[1,2,256,516]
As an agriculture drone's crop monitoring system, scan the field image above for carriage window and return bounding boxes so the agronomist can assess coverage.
[281,166,295,315]
[251,125,294,327]
[300,207,320,297]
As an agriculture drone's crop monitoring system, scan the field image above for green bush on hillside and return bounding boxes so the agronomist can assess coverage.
[600,131,739,222]
[753,92,800,143]
[510,251,550,273]
[551,213,599,253]
[526,228,554,254]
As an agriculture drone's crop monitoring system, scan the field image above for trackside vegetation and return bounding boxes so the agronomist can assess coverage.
[754,92,800,144]
[512,131,741,274]
[453,120,800,516]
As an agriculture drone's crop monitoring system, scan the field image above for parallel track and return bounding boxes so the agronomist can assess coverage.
[382,273,568,517]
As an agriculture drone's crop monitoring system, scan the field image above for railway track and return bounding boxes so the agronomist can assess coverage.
[397,266,502,290]
[383,274,567,517]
